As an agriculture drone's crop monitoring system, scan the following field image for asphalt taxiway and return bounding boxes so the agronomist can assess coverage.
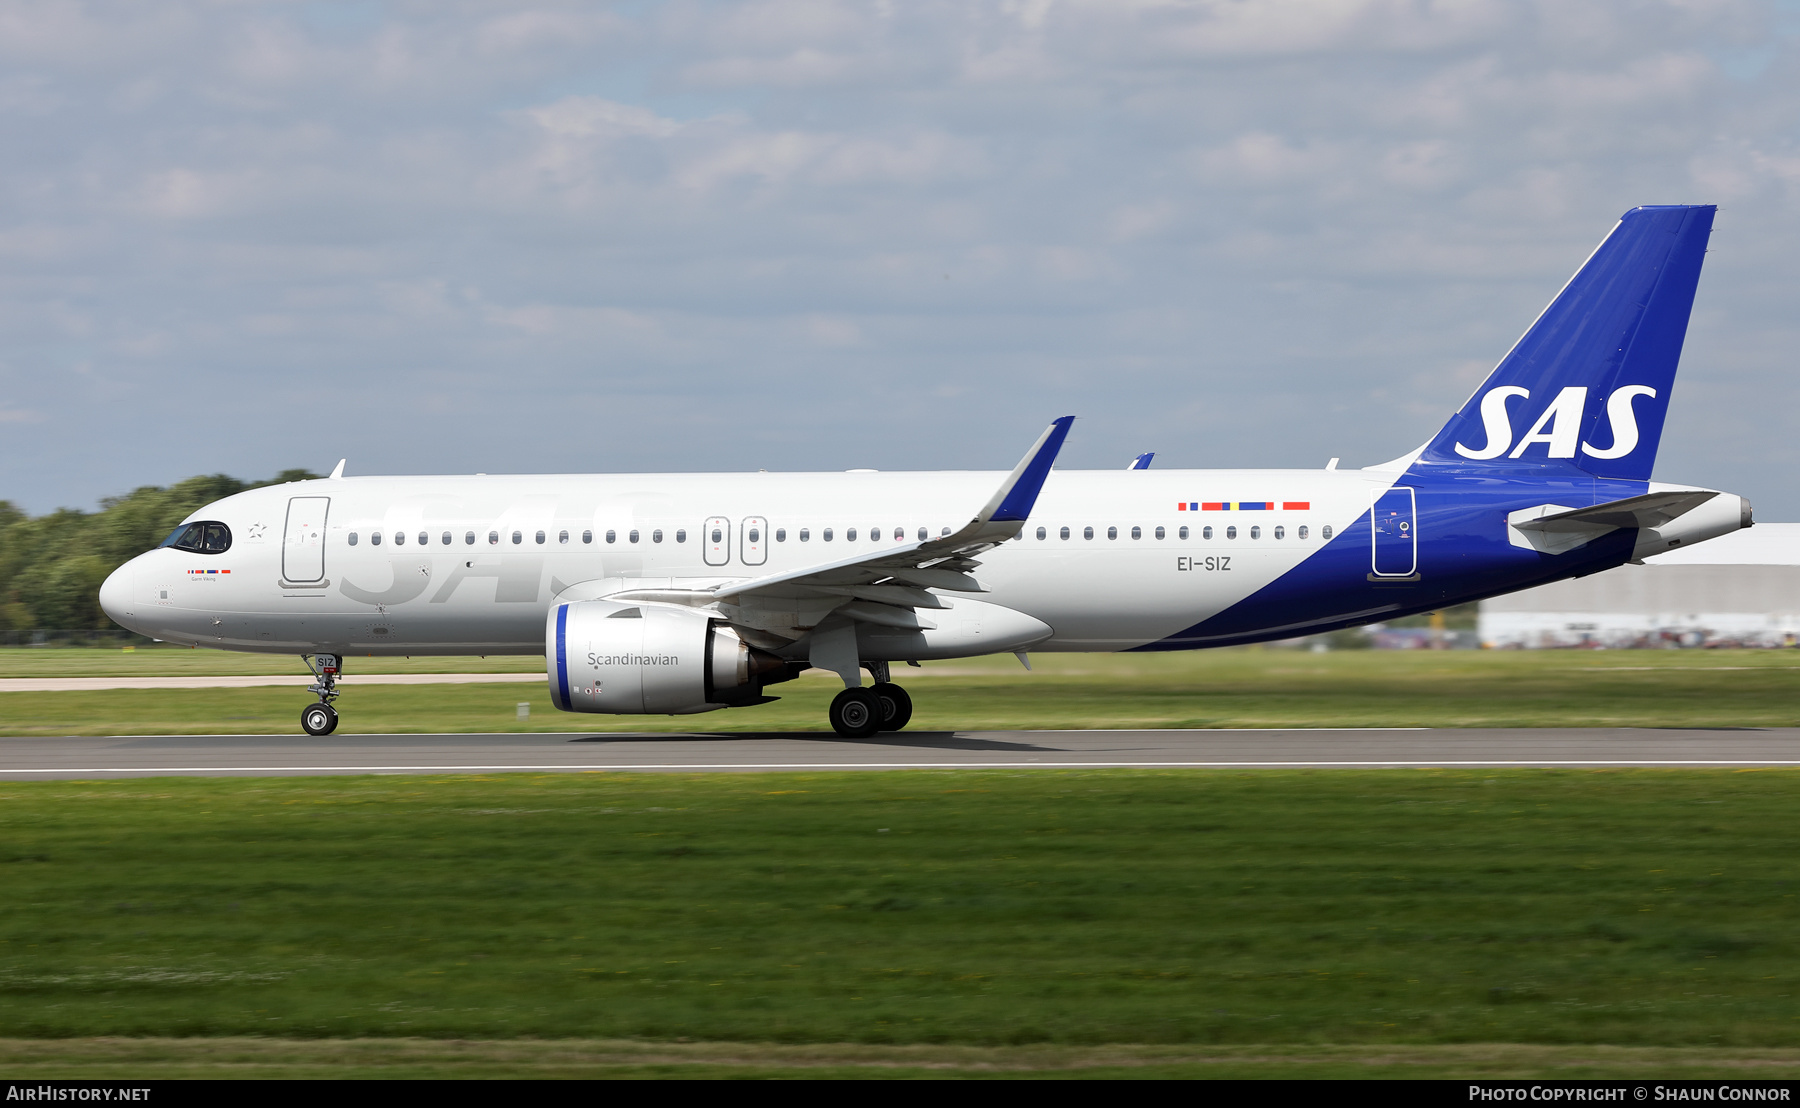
[3,727,1799,778]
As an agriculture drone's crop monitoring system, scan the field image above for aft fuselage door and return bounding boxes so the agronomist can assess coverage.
[1370,487,1417,577]
[704,517,731,567]
[741,516,767,566]
[283,496,331,582]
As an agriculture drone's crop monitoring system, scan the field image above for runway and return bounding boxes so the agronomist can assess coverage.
[4,727,1800,778]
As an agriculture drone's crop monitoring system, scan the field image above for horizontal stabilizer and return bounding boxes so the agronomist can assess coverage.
[1512,490,1718,533]
[1508,489,1719,556]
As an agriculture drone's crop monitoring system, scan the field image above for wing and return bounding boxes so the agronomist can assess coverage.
[602,416,1074,639]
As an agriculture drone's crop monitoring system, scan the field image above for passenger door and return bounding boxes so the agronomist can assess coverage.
[283,497,330,582]
[1370,487,1416,577]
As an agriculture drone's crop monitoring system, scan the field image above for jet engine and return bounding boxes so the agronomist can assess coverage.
[547,599,792,714]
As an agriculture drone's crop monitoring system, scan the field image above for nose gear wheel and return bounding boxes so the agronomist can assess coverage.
[301,702,338,736]
[301,653,342,736]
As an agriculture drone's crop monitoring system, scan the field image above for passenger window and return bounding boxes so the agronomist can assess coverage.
[748,528,760,543]
[395,532,406,546]
[941,526,951,537]
[776,528,786,542]
[489,531,499,545]
[1250,526,1260,539]
[1036,526,1046,540]
[847,528,858,541]
[629,530,640,544]
[676,529,687,543]
[512,531,522,544]
[1103,526,1114,539]
[1274,526,1285,540]
[1131,526,1141,540]
[1060,526,1070,540]
[824,528,834,541]
[372,532,383,546]
[582,530,593,544]
[653,529,663,543]
[1227,526,1237,539]
[893,527,903,541]
[535,530,546,544]
[1298,525,1309,540]
[348,532,358,546]
[418,531,428,546]
[711,527,722,543]
[1181,526,1191,540]
[605,530,616,544]
[441,531,451,545]
[1155,526,1165,539]
[799,528,810,542]
[1084,526,1094,540]
[558,530,569,544]
[1322,525,1333,540]
[466,531,476,545]
[917,527,927,541]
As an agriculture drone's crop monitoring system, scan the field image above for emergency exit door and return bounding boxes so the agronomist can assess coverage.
[741,517,767,565]
[283,497,330,582]
[1370,487,1416,577]
[703,517,730,567]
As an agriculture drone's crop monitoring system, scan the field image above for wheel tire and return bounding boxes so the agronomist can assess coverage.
[828,688,881,738]
[301,702,338,736]
[872,682,913,732]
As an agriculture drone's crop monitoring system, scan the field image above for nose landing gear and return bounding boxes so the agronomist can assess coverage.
[301,654,341,736]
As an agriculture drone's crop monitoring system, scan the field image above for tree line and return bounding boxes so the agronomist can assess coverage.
[0,470,319,632]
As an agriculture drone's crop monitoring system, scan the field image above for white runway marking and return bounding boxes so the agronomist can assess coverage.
[0,673,543,692]
[8,760,1800,775]
[7,728,1800,778]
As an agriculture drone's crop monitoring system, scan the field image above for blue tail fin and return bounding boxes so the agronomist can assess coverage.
[1417,205,1714,481]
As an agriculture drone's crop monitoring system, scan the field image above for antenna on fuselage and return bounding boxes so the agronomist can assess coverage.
[329,458,346,479]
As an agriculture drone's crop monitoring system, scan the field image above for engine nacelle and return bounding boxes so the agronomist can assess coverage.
[547,600,789,714]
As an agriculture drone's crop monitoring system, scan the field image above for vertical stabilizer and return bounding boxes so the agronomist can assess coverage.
[1417,205,1714,481]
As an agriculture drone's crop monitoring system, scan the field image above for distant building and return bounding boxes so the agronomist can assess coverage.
[1478,524,1800,648]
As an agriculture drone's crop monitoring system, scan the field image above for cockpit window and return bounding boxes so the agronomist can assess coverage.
[158,521,232,555]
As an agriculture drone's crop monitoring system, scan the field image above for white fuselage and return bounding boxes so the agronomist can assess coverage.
[100,468,1388,657]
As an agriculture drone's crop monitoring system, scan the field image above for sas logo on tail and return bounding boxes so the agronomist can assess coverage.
[1454,384,1655,460]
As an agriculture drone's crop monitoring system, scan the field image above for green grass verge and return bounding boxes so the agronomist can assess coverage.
[5,1039,1799,1078]
[2,769,1797,1054]
[0,646,542,678]
[6,649,1800,734]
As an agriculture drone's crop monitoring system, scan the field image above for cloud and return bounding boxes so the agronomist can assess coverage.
[0,0,1796,517]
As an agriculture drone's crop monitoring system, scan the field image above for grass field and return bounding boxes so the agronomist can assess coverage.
[1,769,1798,1077]
[5,647,1800,735]
[0,646,543,678]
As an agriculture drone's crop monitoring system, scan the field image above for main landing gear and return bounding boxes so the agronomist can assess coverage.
[827,663,914,738]
[300,653,341,736]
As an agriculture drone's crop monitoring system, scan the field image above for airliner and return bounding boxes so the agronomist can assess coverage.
[99,205,1750,737]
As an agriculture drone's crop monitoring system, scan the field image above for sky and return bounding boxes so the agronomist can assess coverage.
[4,0,1800,516]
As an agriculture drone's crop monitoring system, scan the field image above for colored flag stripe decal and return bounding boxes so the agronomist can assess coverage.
[186,569,231,574]
[1175,502,1310,511]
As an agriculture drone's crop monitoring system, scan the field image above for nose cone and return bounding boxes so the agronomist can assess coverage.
[98,561,135,630]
